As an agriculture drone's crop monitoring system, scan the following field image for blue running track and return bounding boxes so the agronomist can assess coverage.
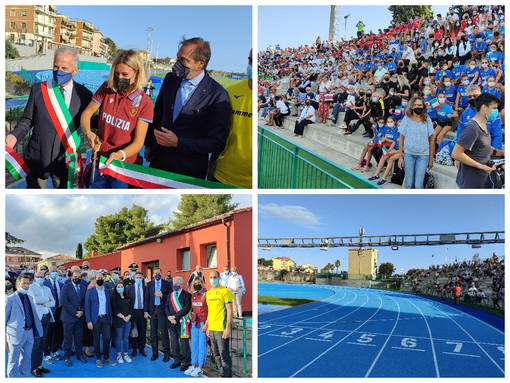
[258,283,505,378]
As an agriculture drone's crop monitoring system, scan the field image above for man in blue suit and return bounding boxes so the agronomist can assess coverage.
[127,271,148,357]
[85,271,116,368]
[60,270,88,366]
[5,274,43,378]
[144,267,171,361]
[43,265,64,363]
[165,276,192,371]
[145,37,230,179]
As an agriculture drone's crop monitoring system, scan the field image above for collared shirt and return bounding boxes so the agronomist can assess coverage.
[181,70,205,107]
[134,283,144,309]
[60,80,74,108]
[96,286,106,316]
[219,272,232,287]
[50,278,61,307]
[155,280,161,306]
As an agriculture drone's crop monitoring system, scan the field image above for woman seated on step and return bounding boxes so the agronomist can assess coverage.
[352,115,388,172]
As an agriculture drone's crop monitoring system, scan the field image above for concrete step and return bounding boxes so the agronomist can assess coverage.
[261,112,458,188]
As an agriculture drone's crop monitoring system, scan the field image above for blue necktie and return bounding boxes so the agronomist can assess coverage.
[22,294,33,329]
[75,285,80,297]
[53,280,60,307]
[173,80,190,122]
[155,281,161,305]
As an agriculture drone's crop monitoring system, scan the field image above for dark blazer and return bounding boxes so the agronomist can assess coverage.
[111,293,132,328]
[10,80,92,179]
[84,287,112,325]
[60,282,86,323]
[44,278,63,314]
[145,71,230,179]
[165,289,191,330]
[127,283,147,311]
[144,279,171,316]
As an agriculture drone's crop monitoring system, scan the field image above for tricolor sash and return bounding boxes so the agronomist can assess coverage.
[98,156,240,189]
[170,292,191,338]
[40,79,82,188]
[5,145,30,180]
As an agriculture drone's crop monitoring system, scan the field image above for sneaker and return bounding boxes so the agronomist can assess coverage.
[368,175,380,181]
[52,352,62,361]
[377,178,387,186]
[117,354,124,364]
[96,360,103,368]
[351,163,362,170]
[103,359,117,366]
[362,133,372,138]
[344,130,352,135]
[123,354,132,363]
[44,355,56,364]
[184,366,196,375]
[191,367,204,377]
[361,165,369,173]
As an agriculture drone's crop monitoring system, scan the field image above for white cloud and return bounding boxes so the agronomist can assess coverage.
[259,203,322,229]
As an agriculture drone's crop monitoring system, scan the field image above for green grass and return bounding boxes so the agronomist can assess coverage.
[258,296,317,306]
[152,72,240,89]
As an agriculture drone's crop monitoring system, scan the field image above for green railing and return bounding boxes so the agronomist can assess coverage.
[258,126,381,189]
[206,317,252,377]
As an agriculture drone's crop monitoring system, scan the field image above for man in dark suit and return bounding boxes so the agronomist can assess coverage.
[60,270,88,366]
[6,274,43,378]
[5,47,92,188]
[43,266,64,363]
[127,271,147,357]
[85,271,116,368]
[144,267,171,361]
[144,37,230,179]
[165,276,192,371]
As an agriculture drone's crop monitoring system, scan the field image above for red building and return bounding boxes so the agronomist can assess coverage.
[63,207,252,312]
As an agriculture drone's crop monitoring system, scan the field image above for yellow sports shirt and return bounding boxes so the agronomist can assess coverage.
[214,79,252,188]
[206,285,234,332]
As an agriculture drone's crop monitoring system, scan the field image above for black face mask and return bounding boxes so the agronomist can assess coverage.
[73,278,81,285]
[194,284,202,291]
[172,60,191,78]
[469,98,477,108]
[154,274,162,281]
[96,279,104,287]
[114,76,131,92]
[414,107,424,115]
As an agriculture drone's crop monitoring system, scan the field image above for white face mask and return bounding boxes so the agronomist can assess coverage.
[387,122,395,128]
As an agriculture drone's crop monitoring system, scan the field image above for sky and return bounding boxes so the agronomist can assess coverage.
[258,194,505,273]
[6,194,252,259]
[258,5,451,50]
[57,5,252,73]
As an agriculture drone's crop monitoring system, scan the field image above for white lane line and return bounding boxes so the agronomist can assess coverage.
[364,296,400,378]
[405,298,440,378]
[289,291,384,378]
[423,301,504,375]
[346,342,376,347]
[259,294,362,358]
[443,352,481,358]
[268,334,293,338]
[391,346,426,352]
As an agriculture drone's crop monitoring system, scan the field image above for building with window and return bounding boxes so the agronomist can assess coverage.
[5,5,56,51]
[54,13,77,47]
[348,248,378,280]
[272,256,296,271]
[62,207,253,312]
[5,247,42,270]
[36,254,78,269]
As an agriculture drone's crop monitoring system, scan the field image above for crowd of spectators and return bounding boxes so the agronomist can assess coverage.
[258,5,505,188]
[409,253,504,308]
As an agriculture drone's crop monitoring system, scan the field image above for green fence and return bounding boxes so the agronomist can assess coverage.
[78,61,111,71]
[258,126,381,189]
[206,317,252,377]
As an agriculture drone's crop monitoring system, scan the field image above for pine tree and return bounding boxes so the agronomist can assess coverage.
[76,243,83,259]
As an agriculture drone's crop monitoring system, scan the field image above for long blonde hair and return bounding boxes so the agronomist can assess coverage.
[107,50,146,93]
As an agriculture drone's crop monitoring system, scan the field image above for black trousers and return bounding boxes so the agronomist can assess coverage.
[344,110,361,127]
[131,309,147,351]
[274,111,290,127]
[294,119,313,135]
[92,315,111,360]
[351,115,371,134]
[45,306,63,355]
[169,325,191,365]
[150,306,170,356]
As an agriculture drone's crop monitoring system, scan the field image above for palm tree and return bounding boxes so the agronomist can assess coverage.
[334,259,341,274]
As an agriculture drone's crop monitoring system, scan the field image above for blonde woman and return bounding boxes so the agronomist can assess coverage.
[81,50,154,188]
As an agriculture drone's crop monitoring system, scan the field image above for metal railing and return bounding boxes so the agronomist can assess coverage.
[206,317,252,377]
[258,126,380,189]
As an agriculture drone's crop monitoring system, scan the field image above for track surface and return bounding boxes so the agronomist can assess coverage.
[258,283,505,378]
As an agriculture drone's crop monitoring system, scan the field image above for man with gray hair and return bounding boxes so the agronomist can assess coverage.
[6,47,92,188]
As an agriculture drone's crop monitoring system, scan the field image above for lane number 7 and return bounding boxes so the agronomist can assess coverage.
[446,341,463,353]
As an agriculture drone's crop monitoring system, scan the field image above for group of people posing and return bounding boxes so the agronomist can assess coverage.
[5,261,246,378]
[258,5,505,188]
[7,38,253,189]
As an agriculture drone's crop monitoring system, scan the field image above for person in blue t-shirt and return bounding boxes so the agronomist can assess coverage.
[386,58,397,75]
[391,97,407,121]
[437,76,457,105]
[485,43,503,69]
[455,75,471,114]
[456,85,503,150]
[434,61,453,85]
[433,93,457,146]
[450,57,465,80]
[464,60,480,84]
[471,34,488,61]
[477,59,497,87]
[352,116,387,171]
[423,85,437,120]
[495,63,504,87]
[419,37,428,55]
[481,76,502,98]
